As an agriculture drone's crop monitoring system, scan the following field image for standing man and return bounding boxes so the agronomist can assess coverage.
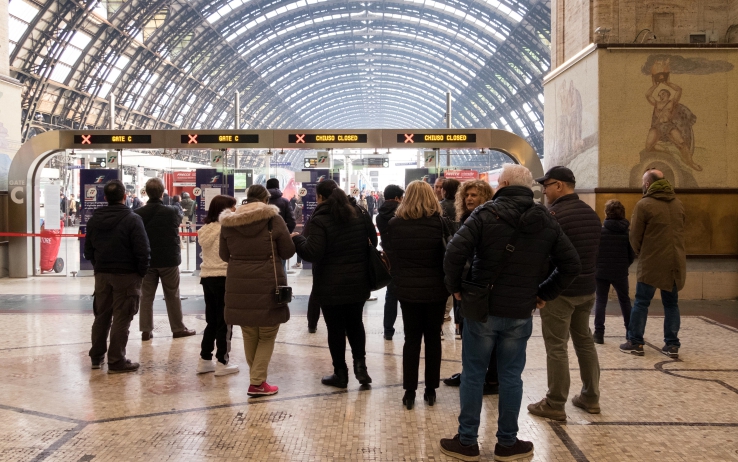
[376,184,404,340]
[528,166,602,421]
[440,164,580,461]
[433,177,445,201]
[85,180,150,373]
[621,169,686,358]
[68,194,78,225]
[135,178,196,341]
[366,191,376,216]
[131,193,143,210]
[266,178,296,232]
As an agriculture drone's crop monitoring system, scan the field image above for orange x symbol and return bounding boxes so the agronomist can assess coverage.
[296,134,305,143]
[81,135,91,145]
[404,134,414,143]
[188,134,198,144]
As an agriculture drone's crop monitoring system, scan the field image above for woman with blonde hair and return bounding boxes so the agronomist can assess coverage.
[219,184,296,397]
[385,180,452,409]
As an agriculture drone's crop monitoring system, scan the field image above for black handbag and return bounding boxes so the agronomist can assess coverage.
[268,218,293,304]
[360,208,392,290]
[460,208,525,323]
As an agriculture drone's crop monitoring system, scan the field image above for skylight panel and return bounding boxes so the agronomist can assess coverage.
[50,64,72,83]
[8,16,30,43]
[9,0,39,22]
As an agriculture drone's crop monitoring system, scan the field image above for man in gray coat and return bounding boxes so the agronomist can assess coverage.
[620,169,686,358]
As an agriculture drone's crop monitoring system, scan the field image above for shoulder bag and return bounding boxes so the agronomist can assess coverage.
[460,207,526,323]
[268,218,293,304]
[360,208,392,290]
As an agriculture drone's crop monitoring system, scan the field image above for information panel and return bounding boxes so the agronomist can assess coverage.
[74,134,152,144]
[289,134,368,144]
[397,133,477,144]
[181,134,259,144]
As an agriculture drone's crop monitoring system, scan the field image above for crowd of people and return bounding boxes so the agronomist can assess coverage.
[83,164,686,461]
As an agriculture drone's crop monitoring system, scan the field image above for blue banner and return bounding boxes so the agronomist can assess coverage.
[301,169,340,226]
[79,169,120,271]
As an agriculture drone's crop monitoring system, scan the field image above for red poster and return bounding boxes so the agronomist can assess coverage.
[444,170,479,181]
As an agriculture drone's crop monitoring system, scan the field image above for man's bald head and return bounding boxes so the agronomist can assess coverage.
[642,169,664,194]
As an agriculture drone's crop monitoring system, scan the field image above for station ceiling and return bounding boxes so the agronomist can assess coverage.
[9,0,550,159]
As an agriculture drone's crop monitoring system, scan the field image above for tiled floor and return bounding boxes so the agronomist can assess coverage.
[1,276,737,461]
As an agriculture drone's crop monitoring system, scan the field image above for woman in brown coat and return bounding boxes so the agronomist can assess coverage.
[219,184,296,397]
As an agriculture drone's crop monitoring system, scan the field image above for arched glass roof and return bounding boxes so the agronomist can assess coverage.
[9,0,550,155]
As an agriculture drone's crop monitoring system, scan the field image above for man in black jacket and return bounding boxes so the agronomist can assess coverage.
[528,166,602,422]
[440,164,580,462]
[85,180,150,373]
[135,178,196,341]
[266,178,296,232]
[376,184,403,340]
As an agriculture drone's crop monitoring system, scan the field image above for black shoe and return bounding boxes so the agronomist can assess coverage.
[483,382,499,395]
[107,359,139,374]
[424,388,436,406]
[494,438,534,461]
[91,357,105,370]
[661,344,679,358]
[440,434,480,461]
[353,358,372,385]
[593,331,604,344]
[308,326,317,334]
[142,331,153,341]
[443,373,462,387]
[383,334,393,341]
[403,390,415,410]
[321,368,349,388]
[620,341,644,356]
[173,328,196,338]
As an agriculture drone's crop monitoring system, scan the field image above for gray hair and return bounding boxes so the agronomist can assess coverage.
[500,164,533,189]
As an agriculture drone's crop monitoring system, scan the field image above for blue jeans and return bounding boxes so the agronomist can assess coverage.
[458,316,532,447]
[628,282,680,347]
[383,282,398,338]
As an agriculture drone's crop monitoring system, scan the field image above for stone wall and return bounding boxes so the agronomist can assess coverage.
[731,0,738,35]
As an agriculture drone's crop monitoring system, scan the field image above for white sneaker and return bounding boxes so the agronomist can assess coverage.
[197,358,215,374]
[215,362,239,376]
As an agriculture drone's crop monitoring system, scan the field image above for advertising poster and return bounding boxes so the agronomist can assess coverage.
[300,169,340,226]
[234,169,253,193]
[194,169,234,271]
[79,169,120,271]
[404,168,441,188]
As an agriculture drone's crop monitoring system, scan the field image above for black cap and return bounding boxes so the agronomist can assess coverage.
[535,166,576,185]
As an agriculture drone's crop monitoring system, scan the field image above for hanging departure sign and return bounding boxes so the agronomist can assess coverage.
[289,134,368,144]
[74,134,152,144]
[181,134,259,144]
[398,133,477,143]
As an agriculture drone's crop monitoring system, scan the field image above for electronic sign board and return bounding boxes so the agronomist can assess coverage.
[397,133,477,144]
[74,134,152,145]
[181,134,259,144]
[289,134,368,144]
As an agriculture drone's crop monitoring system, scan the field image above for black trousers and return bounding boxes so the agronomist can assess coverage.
[89,272,142,366]
[200,277,232,364]
[321,302,367,370]
[400,300,445,391]
[307,292,321,329]
[594,276,632,335]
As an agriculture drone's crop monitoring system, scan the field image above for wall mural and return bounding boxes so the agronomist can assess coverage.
[627,54,735,188]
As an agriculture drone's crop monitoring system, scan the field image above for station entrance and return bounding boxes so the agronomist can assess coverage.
[7,128,543,278]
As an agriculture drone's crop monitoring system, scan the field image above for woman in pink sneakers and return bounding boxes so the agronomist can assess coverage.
[220,185,296,397]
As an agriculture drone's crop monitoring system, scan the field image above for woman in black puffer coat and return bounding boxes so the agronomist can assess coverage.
[593,199,635,343]
[292,180,378,388]
[384,181,451,409]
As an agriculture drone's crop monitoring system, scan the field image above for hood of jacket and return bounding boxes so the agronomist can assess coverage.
[489,186,547,234]
[88,204,132,230]
[645,179,676,201]
[268,188,283,200]
[377,200,399,220]
[603,218,630,233]
[219,202,279,237]
[197,221,221,247]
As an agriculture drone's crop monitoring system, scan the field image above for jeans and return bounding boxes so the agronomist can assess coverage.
[307,292,321,329]
[321,302,367,370]
[628,282,680,347]
[89,273,142,366]
[594,277,631,335]
[200,277,232,365]
[458,316,532,447]
[383,282,399,338]
[540,294,600,411]
[400,300,445,391]
[139,266,187,334]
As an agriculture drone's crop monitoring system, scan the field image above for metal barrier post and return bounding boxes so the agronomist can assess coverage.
[182,221,193,274]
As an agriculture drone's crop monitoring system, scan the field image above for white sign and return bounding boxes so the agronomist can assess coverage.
[203,187,220,210]
[298,188,308,197]
[424,151,436,168]
[44,186,61,229]
[107,151,119,168]
[11,187,24,204]
[351,188,360,196]
[210,151,224,168]
[192,187,202,197]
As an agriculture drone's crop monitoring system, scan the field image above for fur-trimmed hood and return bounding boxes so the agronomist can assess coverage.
[220,202,279,230]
